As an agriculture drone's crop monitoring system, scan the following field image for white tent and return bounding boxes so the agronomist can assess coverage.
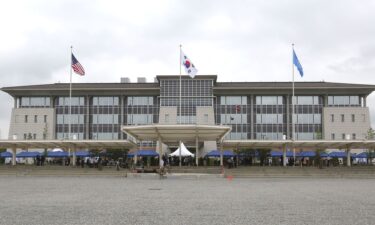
[169,142,194,157]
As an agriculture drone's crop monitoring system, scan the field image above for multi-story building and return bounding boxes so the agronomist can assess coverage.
[2,75,375,156]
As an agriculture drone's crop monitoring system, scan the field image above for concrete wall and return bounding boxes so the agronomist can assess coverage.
[8,108,55,140]
[158,107,177,124]
[196,107,215,125]
[323,107,371,140]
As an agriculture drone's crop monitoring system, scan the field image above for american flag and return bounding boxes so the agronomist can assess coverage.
[71,53,85,76]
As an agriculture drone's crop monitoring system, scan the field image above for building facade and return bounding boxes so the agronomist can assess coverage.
[2,75,375,153]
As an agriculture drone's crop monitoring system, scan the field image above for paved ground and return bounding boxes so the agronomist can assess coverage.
[0,177,374,225]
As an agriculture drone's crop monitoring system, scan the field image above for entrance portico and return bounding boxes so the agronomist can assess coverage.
[122,124,232,166]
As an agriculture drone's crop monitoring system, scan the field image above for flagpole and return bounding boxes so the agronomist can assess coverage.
[179,44,182,167]
[69,46,73,141]
[292,43,296,166]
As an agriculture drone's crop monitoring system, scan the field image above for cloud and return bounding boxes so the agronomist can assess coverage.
[1,0,375,137]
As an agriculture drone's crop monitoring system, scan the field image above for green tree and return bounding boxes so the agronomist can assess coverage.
[366,128,375,164]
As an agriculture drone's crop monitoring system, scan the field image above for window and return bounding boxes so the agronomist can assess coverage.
[331,133,335,140]
[352,133,356,140]
[351,114,355,122]
[44,115,47,123]
[256,96,283,105]
[342,133,346,140]
[127,96,153,106]
[93,97,119,106]
[220,96,247,105]
[43,133,47,140]
[204,114,208,123]
[33,133,36,139]
[24,133,27,140]
[341,114,344,122]
[362,114,366,122]
[34,115,37,123]
[25,115,28,123]
[330,114,334,122]
[165,114,169,123]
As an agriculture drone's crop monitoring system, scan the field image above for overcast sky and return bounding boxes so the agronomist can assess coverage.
[1,0,375,138]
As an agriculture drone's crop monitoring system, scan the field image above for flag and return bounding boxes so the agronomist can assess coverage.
[180,50,198,78]
[71,53,85,76]
[293,49,303,77]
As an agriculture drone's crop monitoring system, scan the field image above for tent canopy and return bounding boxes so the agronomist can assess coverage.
[128,150,159,157]
[205,150,236,157]
[47,151,68,158]
[169,142,194,157]
[0,151,12,158]
[16,151,41,158]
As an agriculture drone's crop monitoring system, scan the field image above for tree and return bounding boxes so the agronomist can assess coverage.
[365,128,375,164]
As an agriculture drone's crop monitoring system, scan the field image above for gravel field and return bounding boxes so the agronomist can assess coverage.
[0,177,374,225]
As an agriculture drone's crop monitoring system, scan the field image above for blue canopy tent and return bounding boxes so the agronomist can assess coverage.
[76,151,92,157]
[238,151,259,157]
[128,150,159,157]
[299,151,316,157]
[320,152,329,157]
[270,151,297,157]
[353,152,368,158]
[205,150,236,157]
[16,151,42,158]
[329,151,354,158]
[0,152,12,158]
[47,151,68,158]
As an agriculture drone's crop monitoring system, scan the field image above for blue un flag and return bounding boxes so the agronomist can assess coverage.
[293,50,303,77]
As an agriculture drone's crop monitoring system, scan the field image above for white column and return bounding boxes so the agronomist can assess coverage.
[195,136,199,167]
[346,148,351,167]
[12,148,16,166]
[72,147,76,166]
[220,141,223,166]
[283,145,287,167]
[159,137,163,168]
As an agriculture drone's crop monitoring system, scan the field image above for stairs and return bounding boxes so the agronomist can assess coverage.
[224,166,375,178]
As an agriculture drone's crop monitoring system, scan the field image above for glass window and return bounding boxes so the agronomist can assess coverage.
[331,114,334,122]
[93,114,119,124]
[341,114,344,122]
[25,115,28,123]
[93,97,119,106]
[127,114,153,125]
[331,133,335,140]
[34,115,37,123]
[44,115,47,123]
[57,97,84,106]
[256,96,282,105]
[256,114,283,124]
[221,114,248,124]
[294,96,320,105]
[220,96,247,105]
[127,97,153,106]
[352,133,356,140]
[20,97,50,107]
[351,114,355,122]
[342,133,346,140]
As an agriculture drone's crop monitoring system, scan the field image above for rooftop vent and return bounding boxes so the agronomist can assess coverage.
[137,77,146,83]
[121,77,130,83]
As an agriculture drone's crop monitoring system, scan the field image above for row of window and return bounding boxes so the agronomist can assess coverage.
[20,115,48,123]
[330,114,365,123]
[23,133,47,140]
[331,133,357,140]
[19,95,363,107]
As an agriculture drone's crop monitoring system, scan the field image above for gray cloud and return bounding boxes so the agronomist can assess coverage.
[1,0,375,137]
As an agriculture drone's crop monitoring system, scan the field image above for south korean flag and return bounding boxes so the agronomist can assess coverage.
[180,50,198,78]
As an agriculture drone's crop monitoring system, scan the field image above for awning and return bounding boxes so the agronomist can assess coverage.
[16,151,42,158]
[122,124,231,145]
[47,151,68,158]
[128,150,159,157]
[205,150,236,157]
[0,152,12,158]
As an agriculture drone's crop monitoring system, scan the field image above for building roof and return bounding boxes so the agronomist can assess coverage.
[2,77,375,96]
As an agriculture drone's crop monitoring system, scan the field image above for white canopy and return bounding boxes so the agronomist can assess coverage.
[169,142,194,157]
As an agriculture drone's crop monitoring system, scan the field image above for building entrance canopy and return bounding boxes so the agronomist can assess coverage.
[0,140,136,150]
[122,124,231,145]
